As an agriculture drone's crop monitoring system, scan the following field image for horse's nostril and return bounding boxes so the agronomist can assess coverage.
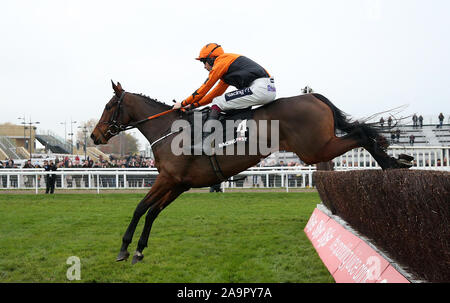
[90,133,100,145]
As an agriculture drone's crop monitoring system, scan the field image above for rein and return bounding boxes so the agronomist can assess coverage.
[145,108,176,120]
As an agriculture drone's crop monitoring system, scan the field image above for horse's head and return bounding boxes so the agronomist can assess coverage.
[90,81,134,145]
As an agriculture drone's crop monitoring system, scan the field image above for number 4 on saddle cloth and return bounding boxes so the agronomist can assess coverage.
[182,107,255,156]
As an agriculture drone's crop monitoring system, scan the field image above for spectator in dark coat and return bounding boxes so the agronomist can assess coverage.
[412,114,418,128]
[438,113,444,128]
[44,160,57,194]
[22,160,35,187]
[209,183,222,192]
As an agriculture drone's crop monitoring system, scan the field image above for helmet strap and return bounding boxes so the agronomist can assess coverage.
[205,44,221,61]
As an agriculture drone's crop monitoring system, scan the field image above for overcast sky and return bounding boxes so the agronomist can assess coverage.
[2,0,449,149]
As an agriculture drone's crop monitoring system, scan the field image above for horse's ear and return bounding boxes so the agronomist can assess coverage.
[111,80,122,96]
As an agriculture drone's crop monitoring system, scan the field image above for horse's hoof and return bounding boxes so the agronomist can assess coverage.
[398,153,414,162]
[397,159,413,168]
[131,251,144,265]
[116,250,130,262]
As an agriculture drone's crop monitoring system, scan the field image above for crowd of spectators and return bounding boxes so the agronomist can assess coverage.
[55,155,156,169]
[257,158,303,167]
[376,113,450,146]
[411,113,447,128]
[411,114,424,128]
[0,159,16,168]
[0,155,158,189]
[379,113,448,129]
[0,155,156,169]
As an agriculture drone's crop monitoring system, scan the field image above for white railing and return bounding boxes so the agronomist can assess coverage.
[0,167,315,193]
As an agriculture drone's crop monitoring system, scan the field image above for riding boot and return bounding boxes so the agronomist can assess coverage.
[202,108,221,155]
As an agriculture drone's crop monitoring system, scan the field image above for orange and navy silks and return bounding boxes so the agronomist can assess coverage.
[181,53,270,108]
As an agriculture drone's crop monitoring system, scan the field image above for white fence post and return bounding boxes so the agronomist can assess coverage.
[286,173,289,193]
[97,174,100,194]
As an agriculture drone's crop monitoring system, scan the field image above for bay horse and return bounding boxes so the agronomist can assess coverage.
[91,81,412,264]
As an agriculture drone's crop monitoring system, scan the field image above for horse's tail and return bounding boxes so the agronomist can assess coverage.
[312,93,389,149]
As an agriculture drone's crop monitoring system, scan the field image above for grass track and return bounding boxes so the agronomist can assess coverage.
[0,192,333,283]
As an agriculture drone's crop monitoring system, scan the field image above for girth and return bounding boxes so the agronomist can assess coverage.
[208,154,227,182]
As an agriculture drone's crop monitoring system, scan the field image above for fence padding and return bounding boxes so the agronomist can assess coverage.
[313,169,450,283]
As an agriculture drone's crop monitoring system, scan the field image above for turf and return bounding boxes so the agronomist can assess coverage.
[0,192,333,283]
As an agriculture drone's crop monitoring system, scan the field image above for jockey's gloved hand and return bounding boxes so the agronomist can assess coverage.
[172,101,182,110]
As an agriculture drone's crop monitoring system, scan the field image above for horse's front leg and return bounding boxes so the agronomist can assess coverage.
[116,178,169,262]
[132,186,186,264]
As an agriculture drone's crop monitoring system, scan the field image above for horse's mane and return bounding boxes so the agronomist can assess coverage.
[131,93,171,110]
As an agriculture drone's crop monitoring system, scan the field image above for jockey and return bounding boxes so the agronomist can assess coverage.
[172,43,276,153]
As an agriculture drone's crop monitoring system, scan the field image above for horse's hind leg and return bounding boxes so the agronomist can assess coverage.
[306,128,391,168]
[362,136,413,169]
[332,127,412,169]
[312,135,361,164]
[344,126,412,169]
[318,129,394,169]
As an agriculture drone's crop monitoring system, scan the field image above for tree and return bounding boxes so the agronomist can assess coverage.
[98,132,139,156]
[76,119,140,156]
[75,119,98,148]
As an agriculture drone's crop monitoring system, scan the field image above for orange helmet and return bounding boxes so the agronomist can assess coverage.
[195,43,224,61]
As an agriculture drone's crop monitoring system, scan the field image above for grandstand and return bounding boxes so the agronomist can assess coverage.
[0,136,22,160]
[378,123,450,146]
[0,124,107,162]
[35,130,72,154]
[432,128,450,145]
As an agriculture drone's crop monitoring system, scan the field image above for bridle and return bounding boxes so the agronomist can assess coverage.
[103,91,134,136]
